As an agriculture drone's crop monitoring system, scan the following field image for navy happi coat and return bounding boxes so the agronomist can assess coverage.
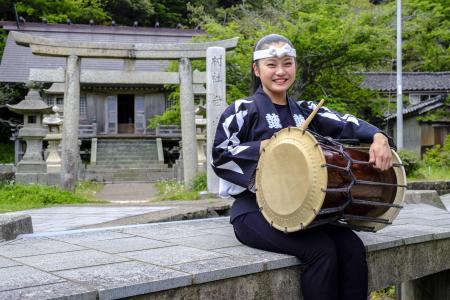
[211,87,385,198]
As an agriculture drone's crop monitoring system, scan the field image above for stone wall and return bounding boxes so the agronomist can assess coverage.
[408,180,450,195]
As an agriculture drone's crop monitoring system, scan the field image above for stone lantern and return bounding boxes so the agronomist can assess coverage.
[7,81,53,184]
[43,106,63,174]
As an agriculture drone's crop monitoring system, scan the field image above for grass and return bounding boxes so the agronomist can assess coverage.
[369,286,396,300]
[74,180,104,201]
[153,173,207,201]
[0,143,14,163]
[153,179,200,201]
[407,165,450,181]
[0,181,105,213]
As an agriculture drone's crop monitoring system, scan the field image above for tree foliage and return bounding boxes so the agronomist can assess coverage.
[402,0,450,71]
[14,0,110,24]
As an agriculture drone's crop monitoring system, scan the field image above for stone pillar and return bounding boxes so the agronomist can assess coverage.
[61,55,81,191]
[179,57,197,186]
[156,138,164,162]
[90,138,97,165]
[206,47,227,194]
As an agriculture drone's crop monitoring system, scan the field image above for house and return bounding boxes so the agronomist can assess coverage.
[0,21,206,182]
[361,72,450,155]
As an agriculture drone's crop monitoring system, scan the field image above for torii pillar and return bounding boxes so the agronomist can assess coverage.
[12,31,238,190]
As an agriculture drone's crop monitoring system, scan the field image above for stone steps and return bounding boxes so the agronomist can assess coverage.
[87,138,173,182]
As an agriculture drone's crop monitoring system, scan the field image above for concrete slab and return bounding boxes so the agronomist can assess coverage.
[0,281,97,300]
[171,256,265,284]
[212,245,301,270]
[66,236,173,254]
[0,256,21,268]
[119,245,227,266]
[0,237,84,258]
[54,261,192,300]
[405,190,447,210]
[0,265,63,292]
[4,206,171,232]
[165,233,242,250]
[47,229,133,243]
[15,249,129,272]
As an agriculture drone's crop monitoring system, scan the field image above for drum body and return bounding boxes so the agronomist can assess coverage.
[256,127,406,233]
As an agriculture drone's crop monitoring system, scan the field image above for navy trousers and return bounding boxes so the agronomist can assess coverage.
[232,211,368,300]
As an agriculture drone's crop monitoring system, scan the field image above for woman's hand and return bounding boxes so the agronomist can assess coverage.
[369,133,392,171]
[259,139,271,154]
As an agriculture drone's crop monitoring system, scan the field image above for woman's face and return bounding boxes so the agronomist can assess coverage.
[253,43,296,97]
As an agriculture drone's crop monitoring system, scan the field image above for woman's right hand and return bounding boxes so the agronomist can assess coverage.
[259,139,271,154]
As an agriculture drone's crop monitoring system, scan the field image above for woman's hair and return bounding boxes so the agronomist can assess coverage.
[250,34,295,94]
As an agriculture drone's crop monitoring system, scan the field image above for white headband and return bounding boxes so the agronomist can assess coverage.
[253,44,297,61]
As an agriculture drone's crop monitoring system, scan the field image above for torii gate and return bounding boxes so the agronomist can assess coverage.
[11,31,237,191]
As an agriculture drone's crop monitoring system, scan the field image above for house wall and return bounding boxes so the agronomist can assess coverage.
[392,117,422,155]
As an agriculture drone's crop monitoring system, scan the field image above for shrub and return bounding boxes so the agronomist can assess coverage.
[398,149,422,176]
[423,134,450,167]
[192,173,207,192]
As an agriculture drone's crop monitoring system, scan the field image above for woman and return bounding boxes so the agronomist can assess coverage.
[211,34,392,300]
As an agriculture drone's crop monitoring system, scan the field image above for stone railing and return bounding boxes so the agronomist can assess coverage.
[0,197,449,300]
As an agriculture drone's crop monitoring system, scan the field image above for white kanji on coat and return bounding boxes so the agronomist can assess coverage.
[293,114,305,127]
[265,113,282,129]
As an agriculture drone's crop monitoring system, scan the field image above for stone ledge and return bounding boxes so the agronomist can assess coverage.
[405,190,446,210]
[1,201,449,300]
[408,180,450,195]
[0,214,33,241]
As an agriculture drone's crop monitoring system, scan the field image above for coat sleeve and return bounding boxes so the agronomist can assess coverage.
[211,100,261,188]
[298,101,394,145]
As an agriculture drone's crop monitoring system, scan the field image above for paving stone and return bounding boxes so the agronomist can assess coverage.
[0,256,21,268]
[378,224,447,245]
[15,249,129,272]
[119,245,226,266]
[0,281,97,300]
[69,236,173,253]
[54,261,192,300]
[212,245,301,270]
[0,265,63,292]
[119,226,206,240]
[165,233,242,250]
[170,256,265,284]
[356,232,405,251]
[0,237,84,258]
[48,230,134,243]
[197,226,236,237]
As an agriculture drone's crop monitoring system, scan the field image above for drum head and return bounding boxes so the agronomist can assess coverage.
[256,128,327,232]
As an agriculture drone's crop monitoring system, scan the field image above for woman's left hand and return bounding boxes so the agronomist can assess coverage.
[369,133,393,171]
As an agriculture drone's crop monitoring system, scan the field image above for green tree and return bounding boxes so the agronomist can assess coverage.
[402,0,450,71]
[151,0,394,127]
[15,0,110,24]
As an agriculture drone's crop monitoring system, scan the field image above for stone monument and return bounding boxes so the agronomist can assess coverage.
[7,81,53,184]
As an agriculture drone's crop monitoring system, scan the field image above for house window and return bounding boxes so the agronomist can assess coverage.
[80,95,87,119]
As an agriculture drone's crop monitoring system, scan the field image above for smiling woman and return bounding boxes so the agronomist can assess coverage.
[210,33,395,300]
